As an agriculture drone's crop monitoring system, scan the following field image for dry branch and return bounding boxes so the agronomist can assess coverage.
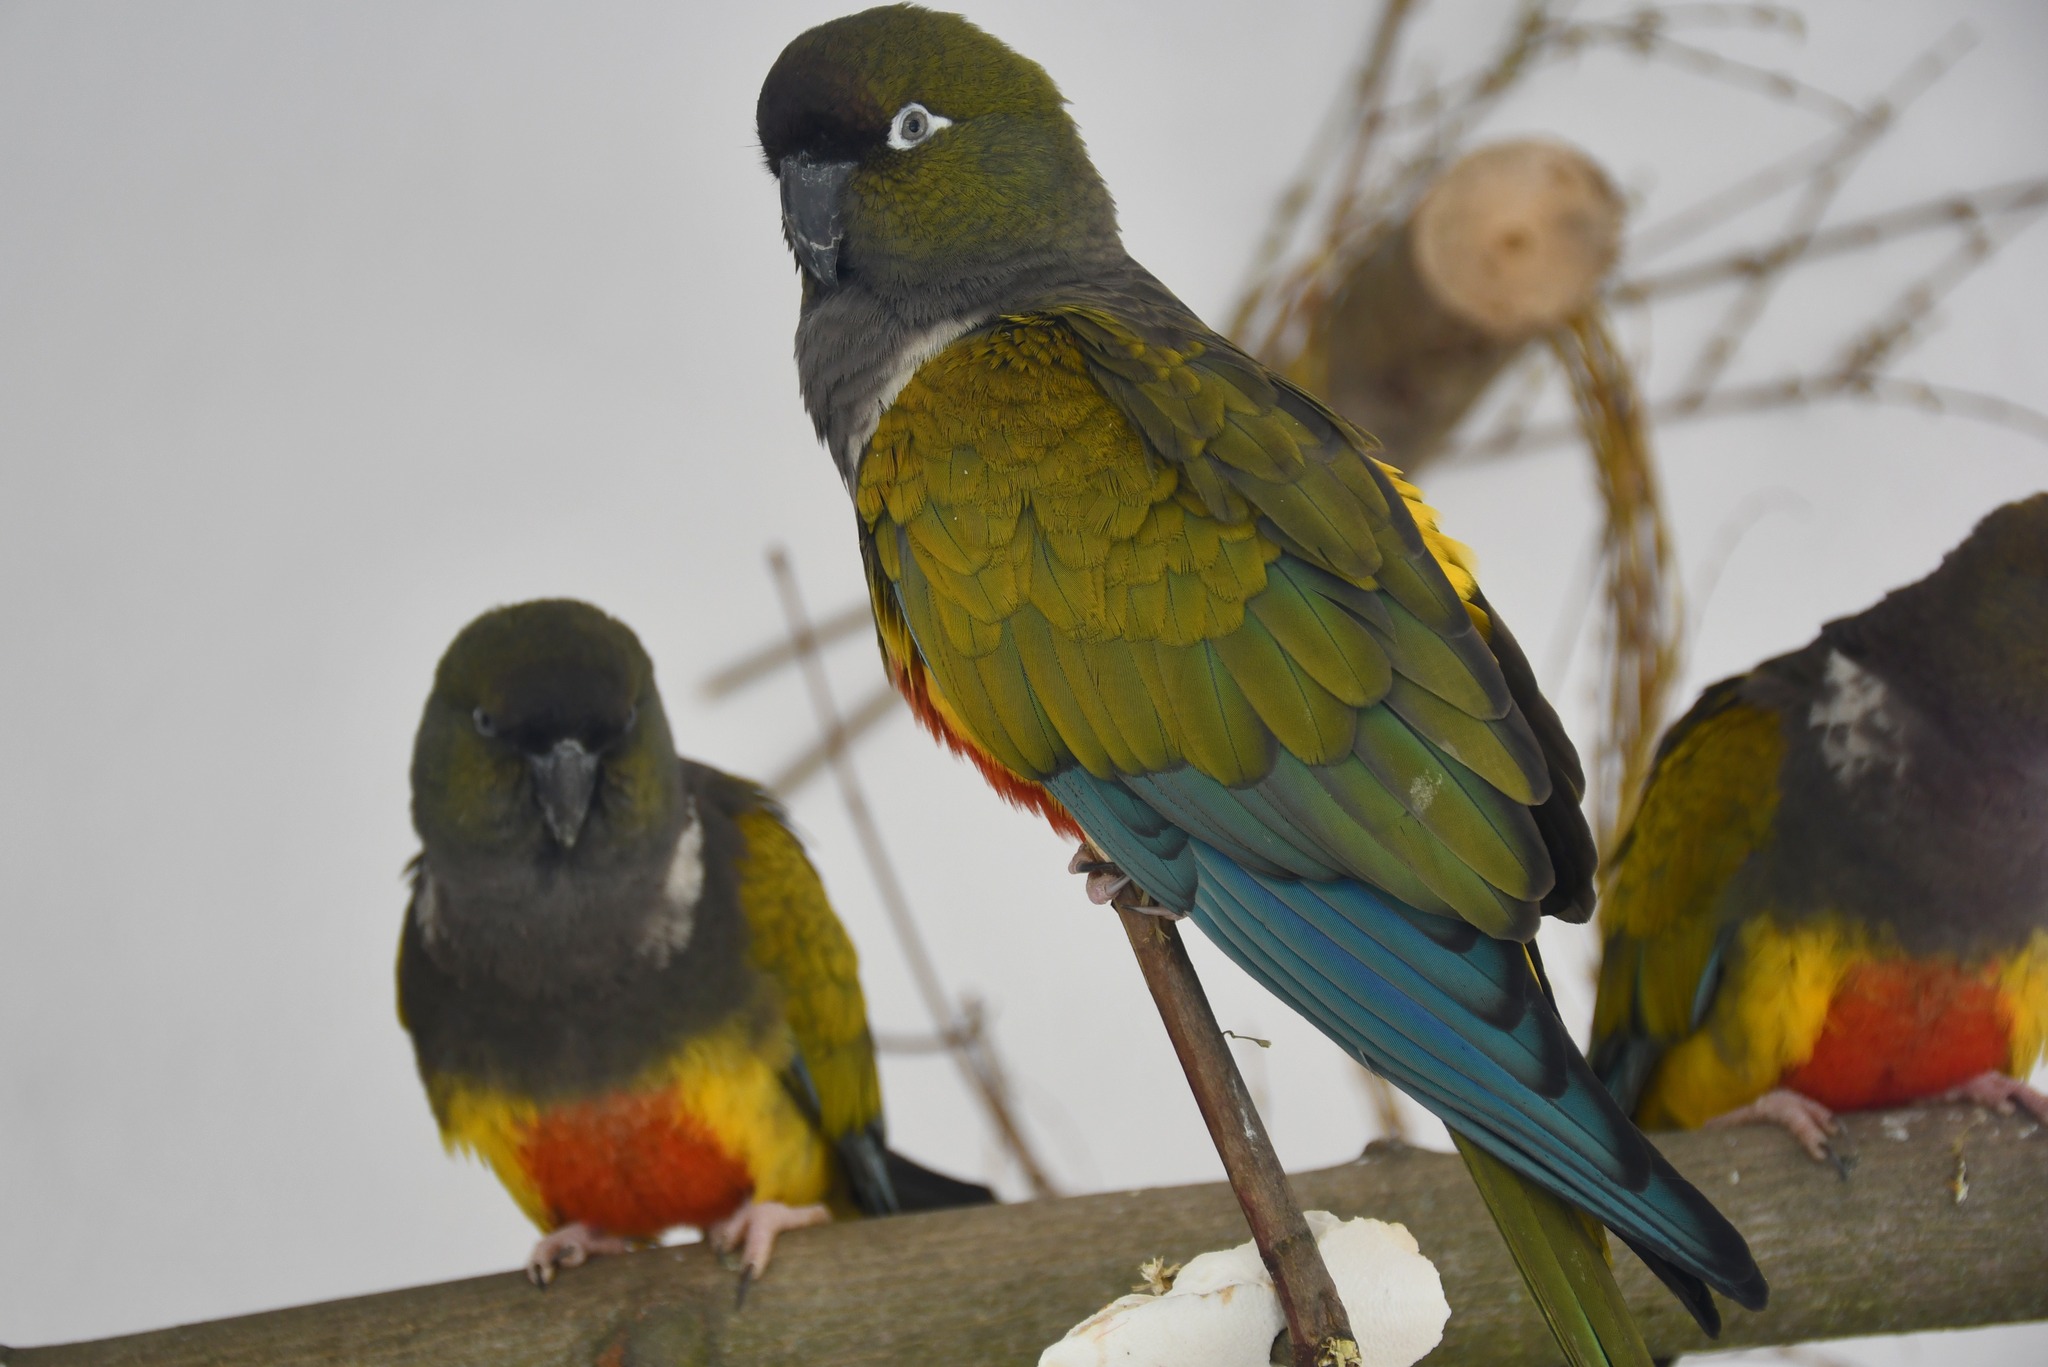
[1116,909,1355,1366]
[1612,179,2048,306]
[11,1107,2041,1366]
[766,550,1059,1200]
[1550,310,1682,863]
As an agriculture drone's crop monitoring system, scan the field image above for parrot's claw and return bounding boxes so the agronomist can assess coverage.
[1927,1070,2048,1121]
[1068,842,1184,919]
[1707,1088,1845,1167]
[710,1199,831,1288]
[526,1222,634,1287]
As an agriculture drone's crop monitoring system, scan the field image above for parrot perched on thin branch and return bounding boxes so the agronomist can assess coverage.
[754,8,1765,1363]
[1594,495,2048,1162]
[398,599,989,1286]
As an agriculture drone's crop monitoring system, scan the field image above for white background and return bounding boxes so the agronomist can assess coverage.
[1,1,2043,1361]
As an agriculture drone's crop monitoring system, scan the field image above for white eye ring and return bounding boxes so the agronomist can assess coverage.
[887,102,951,151]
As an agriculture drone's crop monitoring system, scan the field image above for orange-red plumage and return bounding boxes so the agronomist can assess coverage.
[518,1089,755,1237]
[1782,959,2011,1113]
[886,653,1084,841]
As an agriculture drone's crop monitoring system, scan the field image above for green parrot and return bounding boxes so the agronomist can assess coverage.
[1593,495,2048,1159]
[399,598,989,1285]
[754,8,1765,1364]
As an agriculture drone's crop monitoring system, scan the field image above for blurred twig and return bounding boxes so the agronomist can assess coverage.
[1612,179,2048,305]
[1573,16,1855,121]
[1626,27,1974,262]
[1447,370,2048,460]
[1451,189,2048,463]
[1668,29,1974,410]
[1550,311,1682,863]
[700,601,873,700]
[765,549,1059,1200]
[767,682,901,796]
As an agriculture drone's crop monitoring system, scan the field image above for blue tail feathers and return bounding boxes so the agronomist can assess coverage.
[1046,769,1767,1323]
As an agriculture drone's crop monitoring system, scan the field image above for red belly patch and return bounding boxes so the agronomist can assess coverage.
[519,1089,753,1237]
[1782,958,2012,1111]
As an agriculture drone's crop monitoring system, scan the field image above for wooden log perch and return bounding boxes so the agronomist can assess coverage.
[1322,139,1623,470]
[7,1106,2042,1367]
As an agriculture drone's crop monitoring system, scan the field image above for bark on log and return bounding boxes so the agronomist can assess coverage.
[7,1107,2042,1367]
[1323,139,1622,471]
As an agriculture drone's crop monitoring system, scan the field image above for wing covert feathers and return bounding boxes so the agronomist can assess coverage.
[734,805,882,1145]
[1590,684,1786,1116]
[858,310,1569,937]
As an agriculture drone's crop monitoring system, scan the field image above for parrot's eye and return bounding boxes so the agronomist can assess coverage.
[887,102,950,151]
[472,708,497,738]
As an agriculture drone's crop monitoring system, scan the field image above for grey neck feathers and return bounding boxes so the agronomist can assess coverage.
[794,242,1137,490]
[412,783,712,998]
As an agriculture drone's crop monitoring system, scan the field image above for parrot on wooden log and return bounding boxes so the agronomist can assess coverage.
[755,9,1766,1363]
[1593,496,2048,1162]
[398,599,989,1286]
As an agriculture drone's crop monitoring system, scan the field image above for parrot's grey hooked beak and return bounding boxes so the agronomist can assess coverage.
[529,738,601,848]
[779,154,856,285]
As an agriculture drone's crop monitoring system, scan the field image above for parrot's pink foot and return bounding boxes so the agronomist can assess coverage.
[1707,1088,1841,1163]
[709,1199,830,1281]
[1926,1070,2048,1121]
[526,1222,634,1287]
[1067,842,1183,919]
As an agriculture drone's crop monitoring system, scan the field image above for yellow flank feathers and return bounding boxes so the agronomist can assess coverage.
[734,806,883,1143]
[1594,700,1784,1051]
[427,1006,836,1229]
[1377,461,1487,633]
[1997,930,2048,1077]
[1634,916,1858,1130]
[432,1078,549,1227]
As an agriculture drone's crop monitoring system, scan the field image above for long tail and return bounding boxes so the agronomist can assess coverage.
[882,1148,997,1213]
[1176,843,1767,1326]
[1456,1135,1652,1367]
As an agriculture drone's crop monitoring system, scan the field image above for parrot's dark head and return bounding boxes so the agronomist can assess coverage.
[756,5,1120,304]
[412,599,684,863]
[1927,492,2048,726]
[1844,492,2048,742]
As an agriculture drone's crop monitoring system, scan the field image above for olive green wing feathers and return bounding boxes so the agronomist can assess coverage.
[1589,678,1787,1115]
[731,799,891,1208]
[858,302,1573,939]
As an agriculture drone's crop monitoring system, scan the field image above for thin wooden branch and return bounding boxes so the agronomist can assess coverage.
[1825,199,2048,379]
[1668,30,1973,410]
[12,1108,2042,1366]
[1575,21,1856,121]
[1444,367,2048,462]
[1116,908,1356,1367]
[1627,27,1973,263]
[1611,179,2048,306]
[766,681,901,799]
[1226,0,1419,346]
[698,601,873,700]
[1549,310,1683,866]
[765,550,1060,1200]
